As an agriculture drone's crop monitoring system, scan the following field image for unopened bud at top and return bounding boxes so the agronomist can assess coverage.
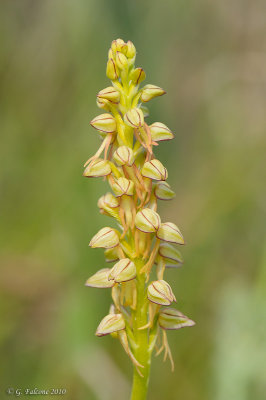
[159,308,195,330]
[116,52,128,70]
[89,227,119,249]
[108,258,136,283]
[124,108,144,128]
[96,313,125,337]
[150,122,174,142]
[141,159,168,181]
[106,58,119,81]
[111,38,125,54]
[126,40,136,59]
[119,42,128,55]
[113,146,134,166]
[110,177,134,197]
[85,268,114,288]
[157,222,184,245]
[129,68,146,85]
[147,280,176,306]
[154,181,175,200]
[90,113,117,134]
[83,159,111,178]
[97,86,120,104]
[135,208,161,233]
[140,84,166,103]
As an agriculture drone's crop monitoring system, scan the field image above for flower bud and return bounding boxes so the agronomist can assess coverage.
[83,159,111,178]
[116,51,128,70]
[113,146,134,166]
[106,58,119,80]
[104,247,119,263]
[149,122,174,142]
[154,181,175,200]
[90,113,117,134]
[97,192,119,209]
[121,43,128,55]
[111,38,125,53]
[159,308,195,330]
[89,227,119,249]
[108,258,136,283]
[97,86,120,104]
[147,280,176,306]
[111,39,128,56]
[157,222,184,245]
[126,40,136,59]
[124,108,144,128]
[129,68,146,85]
[110,177,134,197]
[140,84,166,103]
[141,159,168,181]
[135,208,161,233]
[85,268,114,288]
[159,243,183,266]
[96,313,125,337]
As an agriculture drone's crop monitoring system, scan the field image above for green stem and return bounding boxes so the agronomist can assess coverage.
[130,259,151,400]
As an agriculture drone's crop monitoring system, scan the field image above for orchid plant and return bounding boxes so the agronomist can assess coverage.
[84,38,195,400]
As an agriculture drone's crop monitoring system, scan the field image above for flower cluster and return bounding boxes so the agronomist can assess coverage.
[84,38,195,374]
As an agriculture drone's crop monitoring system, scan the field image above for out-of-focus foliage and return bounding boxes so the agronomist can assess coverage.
[0,1,265,399]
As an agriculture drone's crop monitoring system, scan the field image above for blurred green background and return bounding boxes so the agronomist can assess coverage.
[1,1,266,399]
